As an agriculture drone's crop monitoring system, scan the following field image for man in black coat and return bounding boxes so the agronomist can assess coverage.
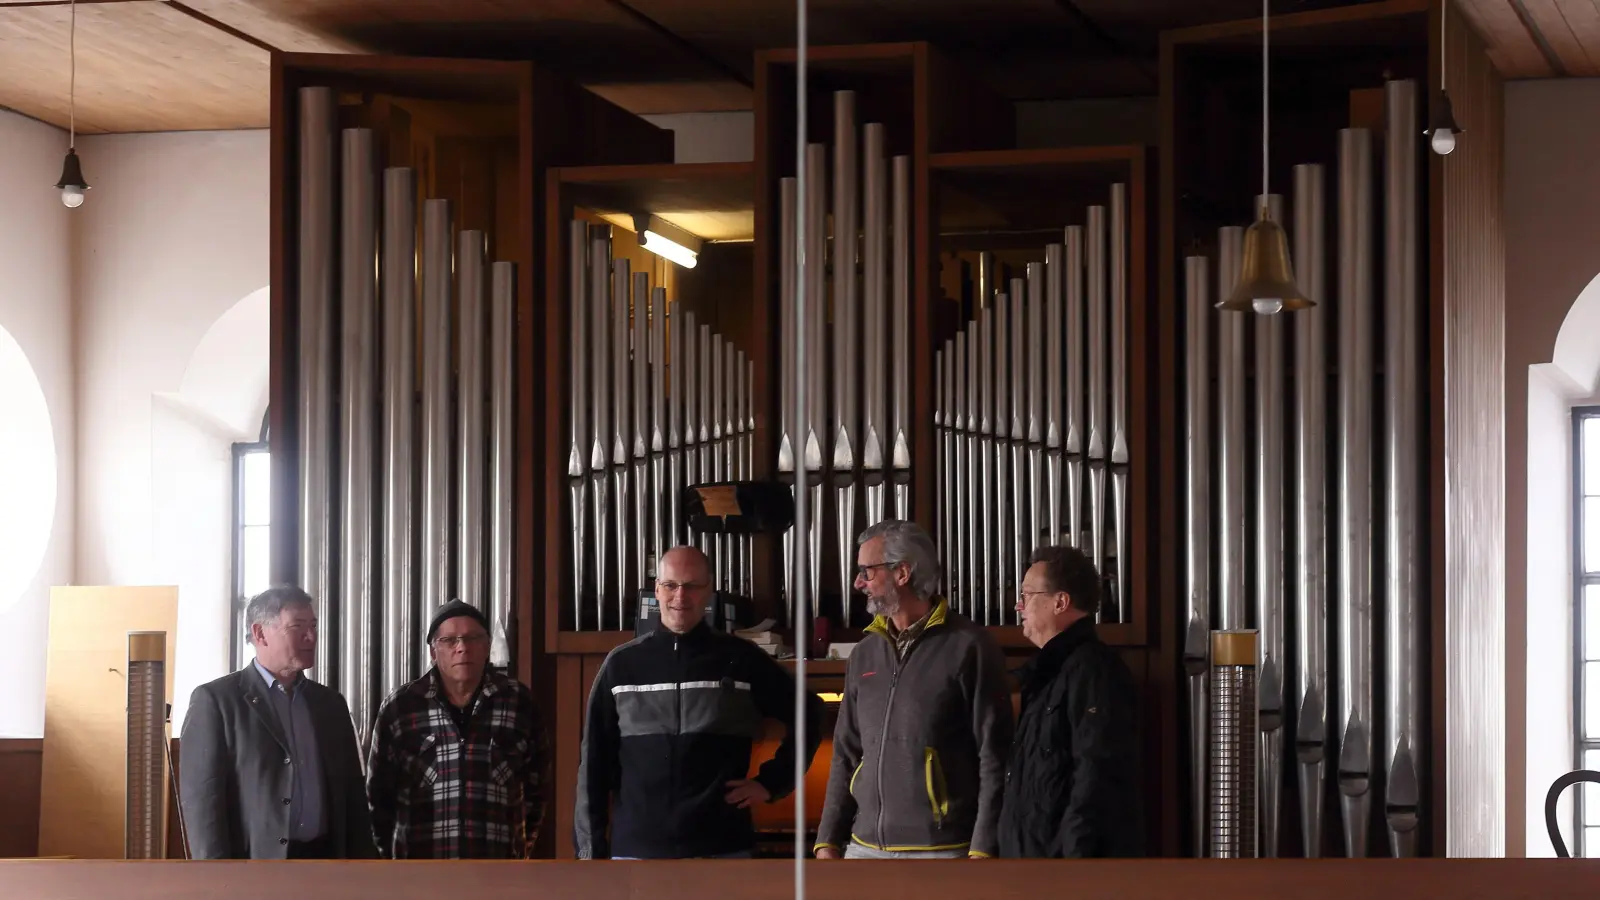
[997,545,1143,858]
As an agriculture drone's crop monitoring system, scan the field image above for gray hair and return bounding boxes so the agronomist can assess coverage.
[857,519,941,599]
[245,585,315,643]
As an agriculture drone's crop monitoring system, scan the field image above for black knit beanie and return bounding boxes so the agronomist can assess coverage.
[426,599,490,643]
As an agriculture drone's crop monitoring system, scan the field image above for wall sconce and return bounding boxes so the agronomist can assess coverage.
[634,214,703,269]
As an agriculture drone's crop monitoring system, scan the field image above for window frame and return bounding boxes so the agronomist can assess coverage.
[1573,404,1600,857]
[230,411,271,672]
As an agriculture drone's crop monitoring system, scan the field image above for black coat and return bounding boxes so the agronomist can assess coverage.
[996,617,1144,858]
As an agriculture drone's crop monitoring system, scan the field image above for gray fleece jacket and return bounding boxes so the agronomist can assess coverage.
[814,599,1014,857]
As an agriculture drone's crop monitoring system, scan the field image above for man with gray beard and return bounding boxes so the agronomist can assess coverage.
[813,520,1013,860]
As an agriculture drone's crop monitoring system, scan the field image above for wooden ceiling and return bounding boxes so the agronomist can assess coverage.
[1456,0,1600,77]
[0,0,1572,135]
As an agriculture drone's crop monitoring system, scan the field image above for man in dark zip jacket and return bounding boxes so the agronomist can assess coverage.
[815,520,1014,860]
[998,544,1143,858]
[574,545,821,859]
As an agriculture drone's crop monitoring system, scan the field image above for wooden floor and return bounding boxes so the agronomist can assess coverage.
[4,858,1599,899]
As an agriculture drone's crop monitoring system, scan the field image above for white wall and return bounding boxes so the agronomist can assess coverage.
[1504,78,1600,856]
[73,129,270,729]
[0,110,74,738]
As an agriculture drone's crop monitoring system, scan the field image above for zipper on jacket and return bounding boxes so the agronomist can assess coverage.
[673,636,682,856]
[873,662,900,846]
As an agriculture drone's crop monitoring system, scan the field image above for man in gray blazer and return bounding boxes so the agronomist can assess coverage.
[179,585,376,859]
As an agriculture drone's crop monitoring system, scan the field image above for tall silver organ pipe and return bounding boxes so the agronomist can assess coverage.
[381,167,417,698]
[457,230,487,615]
[1183,253,1212,856]
[1108,184,1130,624]
[1254,192,1287,858]
[339,126,377,724]
[890,155,913,520]
[589,231,613,629]
[1292,162,1329,859]
[568,221,591,631]
[1336,126,1376,859]
[297,86,336,679]
[1382,78,1423,859]
[418,200,454,663]
[1215,225,1246,632]
[488,261,515,664]
[862,124,889,526]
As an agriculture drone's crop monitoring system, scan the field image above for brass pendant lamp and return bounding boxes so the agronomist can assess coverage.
[1218,0,1311,315]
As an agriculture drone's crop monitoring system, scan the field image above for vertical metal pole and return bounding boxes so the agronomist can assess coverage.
[1009,277,1029,624]
[589,230,613,632]
[1109,184,1130,623]
[1216,225,1247,631]
[1254,192,1286,857]
[632,272,651,588]
[1336,127,1375,858]
[1184,254,1213,856]
[832,91,860,617]
[994,291,1012,625]
[488,261,515,665]
[419,199,454,659]
[1065,226,1085,550]
[1292,161,1329,858]
[966,313,981,620]
[612,259,633,628]
[568,221,591,632]
[805,143,828,623]
[1383,78,1423,859]
[380,167,416,695]
[862,123,888,525]
[651,286,669,584]
[978,306,995,625]
[1086,206,1109,605]
[339,127,376,725]
[457,230,487,613]
[935,344,948,590]
[778,177,797,616]
[668,294,685,551]
[1045,244,1064,551]
[297,86,336,680]
[889,155,913,519]
[953,329,969,614]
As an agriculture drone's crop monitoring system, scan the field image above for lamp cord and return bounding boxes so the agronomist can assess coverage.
[1440,0,1447,90]
[69,0,76,148]
[1261,0,1269,206]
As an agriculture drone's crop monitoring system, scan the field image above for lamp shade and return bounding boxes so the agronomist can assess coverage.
[1216,208,1311,315]
[55,148,89,208]
[1426,89,1462,156]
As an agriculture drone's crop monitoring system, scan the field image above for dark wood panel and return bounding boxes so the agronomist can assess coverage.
[6,858,1599,898]
[0,739,42,859]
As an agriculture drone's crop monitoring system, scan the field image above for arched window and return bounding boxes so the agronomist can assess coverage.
[1575,405,1600,857]
[230,408,271,670]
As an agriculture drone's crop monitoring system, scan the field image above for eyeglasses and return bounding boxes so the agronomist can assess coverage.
[1018,590,1057,602]
[432,634,489,649]
[855,562,895,579]
[656,580,709,594]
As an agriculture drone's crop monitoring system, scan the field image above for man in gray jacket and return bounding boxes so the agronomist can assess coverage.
[814,520,1014,859]
[179,585,376,859]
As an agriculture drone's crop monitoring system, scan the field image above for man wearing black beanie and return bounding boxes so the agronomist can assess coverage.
[366,599,550,859]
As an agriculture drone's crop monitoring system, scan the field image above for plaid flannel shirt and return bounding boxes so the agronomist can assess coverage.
[366,666,549,859]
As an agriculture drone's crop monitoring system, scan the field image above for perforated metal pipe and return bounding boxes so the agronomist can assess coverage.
[1209,629,1259,858]
[126,631,168,859]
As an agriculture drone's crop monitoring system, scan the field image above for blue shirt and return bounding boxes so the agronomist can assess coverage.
[253,660,326,841]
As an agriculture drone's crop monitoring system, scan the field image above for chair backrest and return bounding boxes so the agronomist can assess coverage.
[1545,769,1600,858]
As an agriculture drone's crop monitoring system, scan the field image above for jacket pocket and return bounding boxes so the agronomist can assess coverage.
[923,748,949,829]
[848,761,863,798]
[491,737,528,787]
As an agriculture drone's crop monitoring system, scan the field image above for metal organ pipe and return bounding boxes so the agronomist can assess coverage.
[339,127,377,728]
[1254,192,1287,858]
[890,154,912,520]
[1336,126,1376,859]
[1382,78,1423,859]
[297,86,336,681]
[1292,162,1329,858]
[862,124,889,526]
[380,167,417,698]
[1108,184,1130,624]
[589,230,613,631]
[457,230,487,615]
[1215,225,1247,632]
[419,199,454,664]
[1086,206,1108,602]
[569,221,591,631]
[1183,253,1212,856]
[488,261,515,663]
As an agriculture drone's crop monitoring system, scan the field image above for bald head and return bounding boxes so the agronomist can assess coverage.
[656,545,713,633]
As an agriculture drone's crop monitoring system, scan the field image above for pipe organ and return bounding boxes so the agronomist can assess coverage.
[932,187,1133,626]
[293,85,518,733]
[564,223,756,630]
[1183,78,1426,859]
